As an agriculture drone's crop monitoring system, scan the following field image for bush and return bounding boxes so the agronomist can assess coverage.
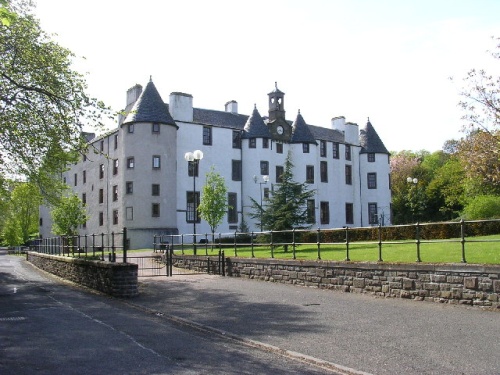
[463,195,500,220]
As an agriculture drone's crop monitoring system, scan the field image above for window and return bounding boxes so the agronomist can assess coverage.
[320,161,328,183]
[99,188,104,204]
[368,203,378,224]
[345,144,351,160]
[128,124,134,133]
[306,165,314,183]
[83,170,86,184]
[39,217,43,226]
[203,126,212,145]
[125,207,134,220]
[276,142,283,154]
[113,210,119,225]
[232,130,241,149]
[307,199,315,224]
[249,138,256,148]
[113,159,119,175]
[186,192,200,223]
[126,207,133,221]
[152,155,161,169]
[126,181,133,194]
[100,140,104,152]
[83,154,87,162]
[320,140,327,157]
[345,203,354,224]
[99,164,104,179]
[188,161,199,177]
[263,187,269,199]
[232,160,242,181]
[127,157,134,169]
[367,172,377,189]
[263,138,269,149]
[82,193,86,205]
[114,134,118,149]
[113,185,118,201]
[63,176,66,184]
[152,123,160,133]
[303,143,310,153]
[152,184,160,196]
[152,203,160,217]
[276,166,284,183]
[99,212,104,226]
[345,165,352,185]
[332,142,339,159]
[368,153,375,162]
[74,173,77,186]
[228,193,238,223]
[320,201,330,224]
[260,161,269,176]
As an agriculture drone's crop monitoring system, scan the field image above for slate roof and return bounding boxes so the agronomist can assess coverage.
[122,79,177,127]
[359,119,389,154]
[291,111,318,144]
[242,106,271,139]
[192,107,248,129]
[309,125,345,143]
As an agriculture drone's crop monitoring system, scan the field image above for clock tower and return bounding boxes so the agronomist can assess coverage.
[268,82,291,141]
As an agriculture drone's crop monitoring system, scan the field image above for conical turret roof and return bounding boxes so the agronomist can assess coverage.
[122,78,176,126]
[291,111,317,144]
[242,105,271,138]
[359,119,389,154]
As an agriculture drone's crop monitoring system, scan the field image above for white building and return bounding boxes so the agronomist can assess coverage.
[39,79,392,249]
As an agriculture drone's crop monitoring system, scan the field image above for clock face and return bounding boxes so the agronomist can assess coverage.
[277,125,284,135]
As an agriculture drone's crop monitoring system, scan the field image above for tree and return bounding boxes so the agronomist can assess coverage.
[7,182,41,243]
[51,194,88,236]
[198,166,228,245]
[250,151,314,251]
[0,0,110,192]
[463,195,500,220]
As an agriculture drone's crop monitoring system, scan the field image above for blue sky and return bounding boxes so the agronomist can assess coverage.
[34,0,500,152]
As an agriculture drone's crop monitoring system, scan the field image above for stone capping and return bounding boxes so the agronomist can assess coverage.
[26,252,138,298]
[184,255,500,308]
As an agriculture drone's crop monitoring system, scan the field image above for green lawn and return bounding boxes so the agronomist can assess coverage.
[173,234,500,264]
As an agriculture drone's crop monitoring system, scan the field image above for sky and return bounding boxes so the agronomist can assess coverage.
[34,0,500,152]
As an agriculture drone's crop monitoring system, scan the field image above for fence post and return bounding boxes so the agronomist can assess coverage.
[221,250,225,277]
[111,232,116,262]
[415,222,421,263]
[218,232,222,253]
[181,234,184,255]
[292,228,296,260]
[234,230,238,257]
[204,233,208,256]
[270,230,274,258]
[251,231,255,258]
[123,227,128,263]
[460,219,467,263]
[378,222,383,262]
[101,233,105,261]
[316,227,321,260]
[345,227,350,261]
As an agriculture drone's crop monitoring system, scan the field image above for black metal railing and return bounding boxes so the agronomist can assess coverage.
[158,219,500,264]
[31,228,128,263]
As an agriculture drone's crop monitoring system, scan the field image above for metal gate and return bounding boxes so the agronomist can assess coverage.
[128,250,225,277]
[127,254,167,277]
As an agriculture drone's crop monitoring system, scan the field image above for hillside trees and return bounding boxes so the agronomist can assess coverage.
[0,0,110,196]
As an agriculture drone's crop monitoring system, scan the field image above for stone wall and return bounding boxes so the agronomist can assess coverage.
[176,255,500,308]
[27,252,138,298]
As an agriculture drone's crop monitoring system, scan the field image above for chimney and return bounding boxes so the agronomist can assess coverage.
[126,84,142,109]
[225,100,238,113]
[169,92,193,122]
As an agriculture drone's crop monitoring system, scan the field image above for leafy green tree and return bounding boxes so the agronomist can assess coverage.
[2,216,22,246]
[198,166,228,245]
[8,182,41,243]
[51,194,88,236]
[0,0,110,193]
[250,151,314,251]
[462,195,500,220]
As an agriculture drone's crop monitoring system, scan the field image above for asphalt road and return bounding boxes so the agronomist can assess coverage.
[1,250,499,374]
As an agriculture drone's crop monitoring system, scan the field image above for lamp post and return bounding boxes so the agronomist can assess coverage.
[184,150,203,254]
[253,175,269,233]
[407,177,418,223]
